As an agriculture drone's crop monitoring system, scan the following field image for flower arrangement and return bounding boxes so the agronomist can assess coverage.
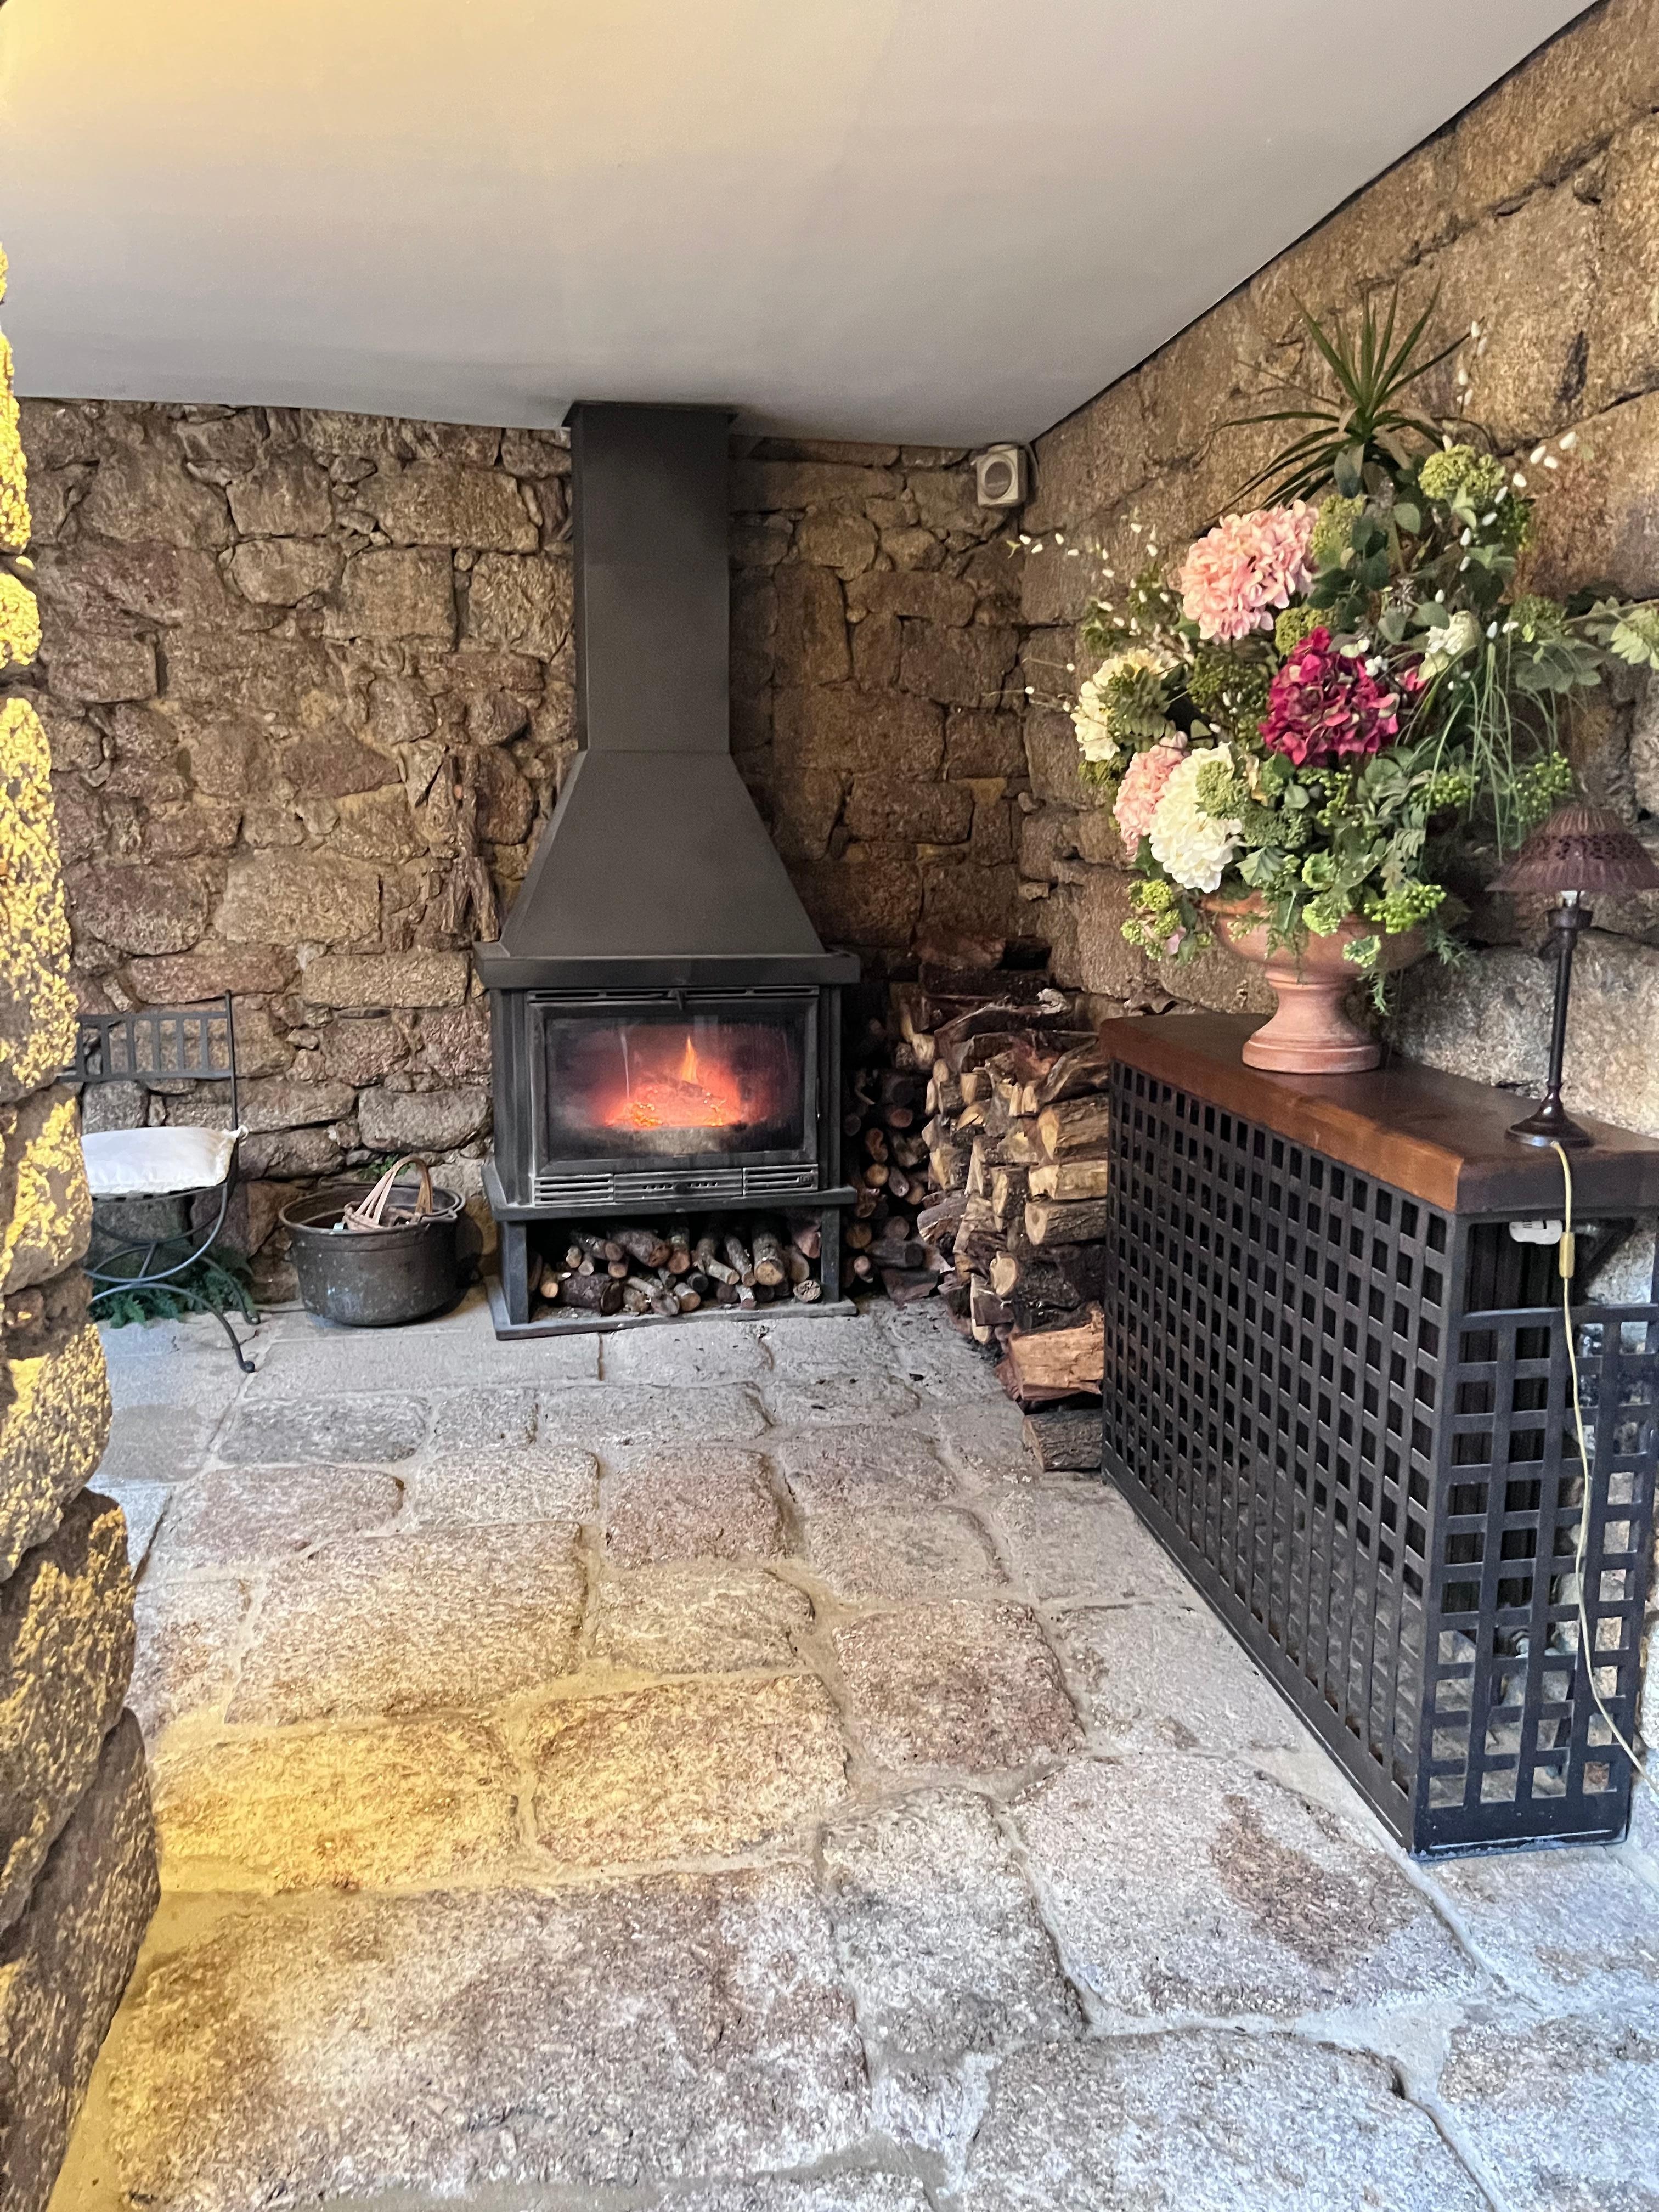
[1063,294,1659,995]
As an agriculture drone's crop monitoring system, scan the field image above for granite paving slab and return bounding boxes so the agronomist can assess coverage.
[763,1375,921,1425]
[407,1444,599,1530]
[803,1503,1006,1602]
[601,1323,772,1384]
[1431,1846,1659,2012]
[1053,1600,1312,1753]
[216,1393,428,1466]
[834,1601,1081,1771]
[592,1563,815,1675]
[957,2033,1487,2210]
[1437,2008,1659,2210]
[94,1403,217,1485]
[820,1787,1078,2058]
[99,1872,868,2206]
[227,1524,585,1723]
[604,1447,786,1566]
[151,1717,520,1891]
[774,1426,955,1507]
[927,1397,1039,1487]
[95,1479,170,1570]
[669,2180,930,2212]
[143,1465,402,1575]
[538,1383,769,1447]
[426,1387,539,1449]
[1015,1753,1476,2022]
[128,1579,252,1739]
[991,1486,1189,1604]
[528,1675,849,1866]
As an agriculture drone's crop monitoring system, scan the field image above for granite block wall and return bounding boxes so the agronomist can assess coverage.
[1015,0,1659,1130]
[19,408,1027,1281]
[0,252,159,2212]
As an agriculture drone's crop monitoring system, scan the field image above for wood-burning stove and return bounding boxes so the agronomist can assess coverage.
[476,403,857,1328]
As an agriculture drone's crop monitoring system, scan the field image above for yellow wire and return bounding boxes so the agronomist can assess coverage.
[1553,1139,1655,1805]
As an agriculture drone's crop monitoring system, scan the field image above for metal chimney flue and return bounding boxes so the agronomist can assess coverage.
[482,401,847,984]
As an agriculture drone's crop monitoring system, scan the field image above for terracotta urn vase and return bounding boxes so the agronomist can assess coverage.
[1205,895,1425,1075]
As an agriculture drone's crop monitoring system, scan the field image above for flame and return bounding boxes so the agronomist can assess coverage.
[605,1030,744,1131]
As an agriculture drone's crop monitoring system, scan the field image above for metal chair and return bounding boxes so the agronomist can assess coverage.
[74,995,256,1371]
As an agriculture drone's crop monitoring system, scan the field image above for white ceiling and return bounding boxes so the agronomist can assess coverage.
[1,0,1584,445]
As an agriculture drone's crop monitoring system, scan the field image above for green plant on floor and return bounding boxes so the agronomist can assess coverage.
[94,1245,256,1329]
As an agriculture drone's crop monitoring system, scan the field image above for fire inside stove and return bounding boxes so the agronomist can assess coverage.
[607,1035,743,1131]
[538,1002,810,1165]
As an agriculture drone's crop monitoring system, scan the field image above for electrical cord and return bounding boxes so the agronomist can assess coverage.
[1553,1139,1656,1805]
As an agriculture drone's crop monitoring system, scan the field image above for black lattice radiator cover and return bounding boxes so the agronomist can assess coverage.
[1102,1057,1658,1855]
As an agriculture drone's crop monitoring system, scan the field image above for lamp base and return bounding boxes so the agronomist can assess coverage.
[1506,1097,1593,1149]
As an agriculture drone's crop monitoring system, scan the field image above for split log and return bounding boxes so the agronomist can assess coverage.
[751,1224,786,1286]
[785,1248,811,1285]
[999,1305,1105,1404]
[1028,1156,1110,1201]
[970,1275,1011,1340]
[917,1190,967,1245]
[614,1224,672,1270]
[1025,1197,1113,1246]
[1037,1096,1113,1159]
[666,1222,692,1274]
[561,1271,623,1315]
[1023,1404,1103,1471]
[1036,1045,1114,1107]
[881,1266,938,1305]
[788,1218,821,1260]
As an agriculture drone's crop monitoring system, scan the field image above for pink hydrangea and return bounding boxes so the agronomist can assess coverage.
[1260,626,1403,767]
[1179,504,1316,642]
[1114,736,1187,858]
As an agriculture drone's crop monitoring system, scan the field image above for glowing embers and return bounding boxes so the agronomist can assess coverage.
[605,1034,746,1131]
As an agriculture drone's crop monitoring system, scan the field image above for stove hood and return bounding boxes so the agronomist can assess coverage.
[475,402,855,991]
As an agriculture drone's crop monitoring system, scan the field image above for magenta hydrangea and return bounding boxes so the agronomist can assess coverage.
[1178,504,1316,642]
[1113,736,1186,858]
[1259,627,1404,766]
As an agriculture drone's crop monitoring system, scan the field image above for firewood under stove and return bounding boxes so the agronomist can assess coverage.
[529,1210,828,1322]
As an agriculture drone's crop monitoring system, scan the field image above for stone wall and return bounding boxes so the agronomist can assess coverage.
[0,255,159,2212]
[1016,0,1659,1130]
[20,407,1026,1278]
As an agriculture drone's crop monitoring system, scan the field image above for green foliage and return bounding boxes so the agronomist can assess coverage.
[1274,605,1322,654]
[1186,644,1273,737]
[1229,287,1460,505]
[1310,493,1365,569]
[95,1248,256,1330]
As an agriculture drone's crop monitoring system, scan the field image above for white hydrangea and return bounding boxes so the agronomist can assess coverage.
[1420,606,1481,677]
[1147,747,1242,893]
[1070,672,1121,765]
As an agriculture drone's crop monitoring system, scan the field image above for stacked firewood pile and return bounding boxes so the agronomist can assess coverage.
[531,1215,825,1319]
[839,1013,936,1304]
[895,972,1116,1465]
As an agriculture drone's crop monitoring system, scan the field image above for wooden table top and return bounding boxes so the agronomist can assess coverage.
[1099,1014,1659,1215]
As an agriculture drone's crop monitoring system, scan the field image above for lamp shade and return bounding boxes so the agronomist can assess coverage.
[1489,801,1659,894]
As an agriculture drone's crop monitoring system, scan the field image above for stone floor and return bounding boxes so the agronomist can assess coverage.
[50,1289,1659,2212]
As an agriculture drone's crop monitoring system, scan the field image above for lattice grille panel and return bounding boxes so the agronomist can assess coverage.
[1102,1060,1657,1854]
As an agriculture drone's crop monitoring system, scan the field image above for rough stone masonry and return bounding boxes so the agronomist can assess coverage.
[1017,0,1659,1139]
[0,245,159,2212]
[18,402,1029,1288]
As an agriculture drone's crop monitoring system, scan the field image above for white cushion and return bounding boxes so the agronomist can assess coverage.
[82,1126,239,1199]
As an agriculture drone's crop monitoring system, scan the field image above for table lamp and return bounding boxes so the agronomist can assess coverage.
[1490,801,1659,1148]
